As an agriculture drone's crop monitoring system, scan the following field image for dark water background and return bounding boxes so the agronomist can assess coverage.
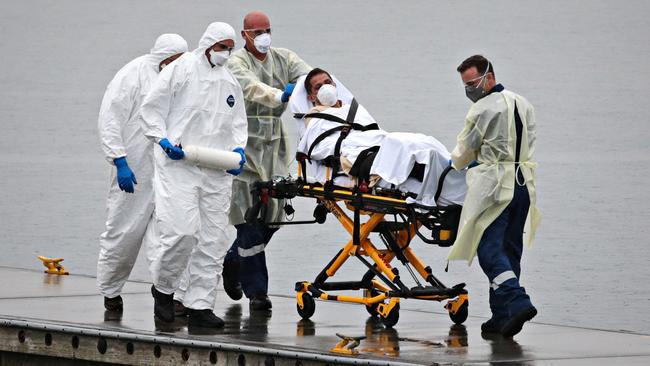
[1,0,648,334]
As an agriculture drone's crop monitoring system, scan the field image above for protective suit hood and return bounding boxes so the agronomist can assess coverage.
[150,33,189,62]
[198,22,236,51]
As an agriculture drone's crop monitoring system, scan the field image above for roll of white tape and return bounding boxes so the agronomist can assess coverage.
[184,145,241,170]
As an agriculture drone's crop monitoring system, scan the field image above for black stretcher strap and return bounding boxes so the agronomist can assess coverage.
[346,98,359,124]
[330,99,359,186]
[305,99,378,163]
[353,207,361,246]
[349,146,380,181]
[307,125,346,160]
[302,112,348,124]
[434,165,454,204]
[333,126,350,163]
[302,112,379,132]
[295,152,309,181]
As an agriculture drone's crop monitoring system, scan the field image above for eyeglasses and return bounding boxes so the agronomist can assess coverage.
[464,74,487,87]
[243,28,271,36]
[211,43,234,53]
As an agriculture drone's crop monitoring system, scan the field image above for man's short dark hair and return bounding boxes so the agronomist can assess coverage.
[304,67,332,94]
[457,55,495,77]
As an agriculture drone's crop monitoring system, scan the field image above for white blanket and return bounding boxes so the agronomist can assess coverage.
[372,133,467,207]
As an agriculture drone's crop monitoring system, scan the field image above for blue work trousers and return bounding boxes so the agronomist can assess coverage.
[224,222,278,298]
[477,183,533,324]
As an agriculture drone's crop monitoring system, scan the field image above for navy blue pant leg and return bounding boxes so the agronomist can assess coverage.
[477,183,532,322]
[227,222,278,298]
[503,184,532,315]
[505,184,530,279]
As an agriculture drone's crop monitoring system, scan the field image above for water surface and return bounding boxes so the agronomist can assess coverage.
[1,0,648,334]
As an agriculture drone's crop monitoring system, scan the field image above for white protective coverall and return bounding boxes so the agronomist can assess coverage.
[97,34,188,298]
[448,89,542,263]
[227,47,311,225]
[140,23,247,310]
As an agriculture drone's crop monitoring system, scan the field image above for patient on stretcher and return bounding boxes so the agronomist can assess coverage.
[290,68,467,207]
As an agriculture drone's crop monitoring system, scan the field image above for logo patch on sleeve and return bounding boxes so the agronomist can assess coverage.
[226,95,235,107]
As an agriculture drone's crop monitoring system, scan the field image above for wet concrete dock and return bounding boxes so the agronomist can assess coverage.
[1,267,649,365]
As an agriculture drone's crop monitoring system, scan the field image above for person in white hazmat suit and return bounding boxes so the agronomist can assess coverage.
[223,11,312,311]
[97,34,188,313]
[448,55,542,338]
[140,22,247,328]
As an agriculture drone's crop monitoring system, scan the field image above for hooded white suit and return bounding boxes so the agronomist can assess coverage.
[97,34,188,299]
[140,23,247,310]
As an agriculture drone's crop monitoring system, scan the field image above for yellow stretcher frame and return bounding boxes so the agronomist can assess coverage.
[249,178,469,328]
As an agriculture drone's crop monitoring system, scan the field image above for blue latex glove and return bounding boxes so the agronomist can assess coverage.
[114,157,137,193]
[159,138,184,160]
[227,147,246,175]
[280,83,296,103]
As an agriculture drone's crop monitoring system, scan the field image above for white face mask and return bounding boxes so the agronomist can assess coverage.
[209,49,230,67]
[316,84,338,107]
[253,33,271,54]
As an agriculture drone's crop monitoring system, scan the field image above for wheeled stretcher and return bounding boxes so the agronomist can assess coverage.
[245,174,469,328]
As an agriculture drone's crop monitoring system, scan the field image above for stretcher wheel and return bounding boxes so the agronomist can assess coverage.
[448,300,469,325]
[381,303,400,328]
[297,293,316,320]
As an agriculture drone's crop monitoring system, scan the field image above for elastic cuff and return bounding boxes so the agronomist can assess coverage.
[275,90,284,104]
[113,156,128,166]
[110,155,127,165]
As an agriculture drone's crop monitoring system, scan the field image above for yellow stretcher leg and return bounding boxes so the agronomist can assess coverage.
[38,256,69,275]
[288,185,468,328]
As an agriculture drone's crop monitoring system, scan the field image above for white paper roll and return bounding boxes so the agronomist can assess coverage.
[183,145,241,170]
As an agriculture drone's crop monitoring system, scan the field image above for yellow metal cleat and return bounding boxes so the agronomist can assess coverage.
[330,333,365,355]
[38,256,69,275]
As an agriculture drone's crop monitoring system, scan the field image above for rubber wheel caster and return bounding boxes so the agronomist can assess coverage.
[381,303,400,328]
[448,300,469,324]
[297,292,315,320]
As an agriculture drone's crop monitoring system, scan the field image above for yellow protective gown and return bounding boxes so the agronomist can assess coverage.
[448,89,542,264]
[227,47,311,224]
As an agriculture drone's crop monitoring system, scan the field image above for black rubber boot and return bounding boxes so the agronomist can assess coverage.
[187,309,225,328]
[222,259,243,300]
[481,317,505,334]
[151,285,174,323]
[104,295,123,312]
[249,294,272,311]
[174,300,187,317]
[501,306,537,337]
